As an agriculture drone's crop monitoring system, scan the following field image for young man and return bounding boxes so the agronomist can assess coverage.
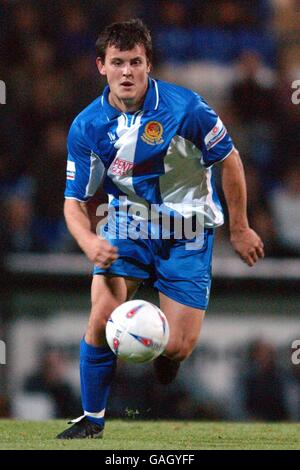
[57,19,264,439]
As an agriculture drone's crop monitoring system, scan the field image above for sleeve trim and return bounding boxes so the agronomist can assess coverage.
[204,145,235,168]
[64,196,89,203]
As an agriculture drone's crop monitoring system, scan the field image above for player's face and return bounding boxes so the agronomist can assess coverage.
[97,44,151,112]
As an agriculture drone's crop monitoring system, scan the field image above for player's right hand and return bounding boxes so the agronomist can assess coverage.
[83,234,119,268]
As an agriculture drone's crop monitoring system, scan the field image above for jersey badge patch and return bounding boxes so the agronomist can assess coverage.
[66,160,76,180]
[205,117,227,151]
[141,121,164,145]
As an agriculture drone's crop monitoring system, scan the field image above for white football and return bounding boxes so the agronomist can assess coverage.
[105,299,169,363]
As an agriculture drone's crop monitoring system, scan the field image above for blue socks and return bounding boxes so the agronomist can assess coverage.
[79,337,117,427]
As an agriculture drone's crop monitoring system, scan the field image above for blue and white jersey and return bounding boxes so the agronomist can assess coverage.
[64,78,234,227]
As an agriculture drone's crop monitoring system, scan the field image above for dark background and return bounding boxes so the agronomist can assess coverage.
[0,0,300,423]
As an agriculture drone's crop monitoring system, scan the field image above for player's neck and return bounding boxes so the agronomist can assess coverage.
[108,92,144,114]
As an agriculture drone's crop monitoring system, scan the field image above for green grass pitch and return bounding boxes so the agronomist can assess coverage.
[0,420,299,450]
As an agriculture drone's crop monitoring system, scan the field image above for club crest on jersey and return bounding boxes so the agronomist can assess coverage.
[141,121,164,145]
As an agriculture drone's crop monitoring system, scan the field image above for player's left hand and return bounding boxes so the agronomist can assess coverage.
[230,228,264,267]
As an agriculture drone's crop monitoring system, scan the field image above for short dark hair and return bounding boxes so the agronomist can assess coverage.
[95,18,152,63]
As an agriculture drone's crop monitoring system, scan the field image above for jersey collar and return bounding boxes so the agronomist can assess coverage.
[101,77,159,120]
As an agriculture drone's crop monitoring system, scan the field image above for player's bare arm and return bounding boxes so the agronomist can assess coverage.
[64,199,118,268]
[221,148,264,266]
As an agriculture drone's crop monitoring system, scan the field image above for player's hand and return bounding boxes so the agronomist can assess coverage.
[230,227,264,267]
[83,234,118,268]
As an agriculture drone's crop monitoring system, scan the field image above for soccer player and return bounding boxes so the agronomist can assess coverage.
[57,19,264,439]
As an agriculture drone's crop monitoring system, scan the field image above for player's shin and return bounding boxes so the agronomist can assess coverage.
[79,337,117,427]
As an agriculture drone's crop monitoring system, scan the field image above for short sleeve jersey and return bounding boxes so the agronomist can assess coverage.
[65,78,234,227]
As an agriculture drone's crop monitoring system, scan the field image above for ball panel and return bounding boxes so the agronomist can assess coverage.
[105,300,170,363]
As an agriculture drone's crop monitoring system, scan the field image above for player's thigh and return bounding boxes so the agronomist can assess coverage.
[86,275,141,344]
[159,292,205,361]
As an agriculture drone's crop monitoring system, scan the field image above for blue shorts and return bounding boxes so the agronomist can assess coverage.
[93,218,214,310]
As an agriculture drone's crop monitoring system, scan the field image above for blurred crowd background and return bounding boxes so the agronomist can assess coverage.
[0,0,300,256]
[0,0,300,425]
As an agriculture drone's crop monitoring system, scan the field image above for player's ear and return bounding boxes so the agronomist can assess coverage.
[147,61,152,74]
[96,57,106,76]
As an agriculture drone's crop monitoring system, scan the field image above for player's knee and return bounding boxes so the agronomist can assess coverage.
[176,345,194,362]
[183,335,199,359]
[91,294,120,320]
[87,299,120,341]
[165,343,188,362]
[89,304,109,331]
[166,337,198,362]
